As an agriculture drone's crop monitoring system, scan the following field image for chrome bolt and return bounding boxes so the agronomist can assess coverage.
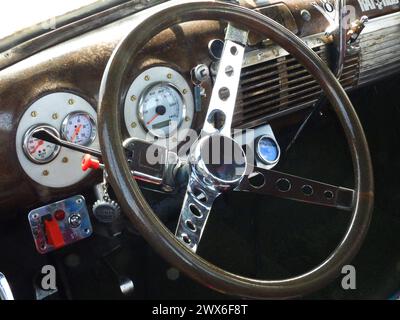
[69,213,82,228]
[300,9,312,22]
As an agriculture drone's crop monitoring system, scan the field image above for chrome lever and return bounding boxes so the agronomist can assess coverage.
[0,273,14,300]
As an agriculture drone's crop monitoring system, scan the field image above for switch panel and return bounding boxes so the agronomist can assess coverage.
[28,195,93,254]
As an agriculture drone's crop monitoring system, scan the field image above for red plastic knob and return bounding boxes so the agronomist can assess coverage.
[82,154,101,171]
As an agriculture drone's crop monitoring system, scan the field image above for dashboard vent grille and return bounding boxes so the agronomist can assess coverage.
[233,45,359,128]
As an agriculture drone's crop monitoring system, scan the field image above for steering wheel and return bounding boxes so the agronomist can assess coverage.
[98,0,374,299]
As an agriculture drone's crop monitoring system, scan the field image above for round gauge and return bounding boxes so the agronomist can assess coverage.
[23,125,61,164]
[138,83,185,138]
[256,135,280,165]
[61,111,97,146]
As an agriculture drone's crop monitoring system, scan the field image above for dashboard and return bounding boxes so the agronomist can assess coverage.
[0,0,399,211]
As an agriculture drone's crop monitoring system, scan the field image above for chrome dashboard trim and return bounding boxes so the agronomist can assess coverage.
[357,11,400,85]
[0,273,14,300]
[243,33,327,68]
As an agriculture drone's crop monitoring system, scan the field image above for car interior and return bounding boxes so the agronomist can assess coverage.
[0,0,399,300]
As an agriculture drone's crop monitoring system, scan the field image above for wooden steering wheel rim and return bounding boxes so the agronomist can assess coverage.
[98,0,374,299]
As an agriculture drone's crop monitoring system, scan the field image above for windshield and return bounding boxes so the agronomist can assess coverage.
[0,0,103,41]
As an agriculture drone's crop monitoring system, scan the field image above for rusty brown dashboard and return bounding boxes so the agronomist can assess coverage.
[0,0,398,211]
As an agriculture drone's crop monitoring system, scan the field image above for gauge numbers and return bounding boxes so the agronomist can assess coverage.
[23,125,61,164]
[61,111,97,146]
[138,83,185,138]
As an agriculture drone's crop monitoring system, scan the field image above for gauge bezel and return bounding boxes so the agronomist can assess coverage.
[61,111,97,146]
[22,124,61,164]
[256,134,281,165]
[137,82,187,138]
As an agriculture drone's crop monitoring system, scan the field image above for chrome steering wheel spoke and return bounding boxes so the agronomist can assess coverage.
[175,25,249,252]
[175,134,247,252]
[175,173,220,252]
[236,165,355,211]
[202,24,248,137]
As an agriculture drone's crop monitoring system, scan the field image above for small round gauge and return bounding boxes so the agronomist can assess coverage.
[138,83,185,138]
[256,135,280,165]
[23,125,61,164]
[61,111,97,146]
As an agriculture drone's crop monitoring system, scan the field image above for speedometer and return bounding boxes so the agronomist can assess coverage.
[138,83,185,138]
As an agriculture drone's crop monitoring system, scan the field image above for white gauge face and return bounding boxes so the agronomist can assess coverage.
[138,83,185,138]
[23,125,60,164]
[61,112,97,146]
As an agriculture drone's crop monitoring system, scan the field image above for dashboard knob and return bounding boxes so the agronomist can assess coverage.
[92,199,121,224]
[192,64,210,83]
[81,154,102,171]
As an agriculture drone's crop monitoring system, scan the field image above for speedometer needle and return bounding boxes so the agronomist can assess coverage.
[146,114,160,125]
[30,140,44,154]
[71,124,82,142]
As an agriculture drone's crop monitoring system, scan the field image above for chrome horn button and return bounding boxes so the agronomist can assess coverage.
[190,134,247,191]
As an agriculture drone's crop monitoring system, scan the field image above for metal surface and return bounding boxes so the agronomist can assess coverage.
[23,125,61,164]
[255,134,281,166]
[203,34,247,135]
[33,128,102,158]
[357,11,400,85]
[61,111,97,146]
[332,0,347,78]
[98,0,373,299]
[0,273,14,300]
[234,36,360,128]
[0,0,397,209]
[124,66,194,143]
[175,134,247,252]
[28,195,93,254]
[233,123,281,170]
[137,82,186,138]
[236,165,355,210]
[93,181,121,223]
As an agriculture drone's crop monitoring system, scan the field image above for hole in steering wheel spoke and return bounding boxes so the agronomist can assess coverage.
[181,233,191,245]
[189,204,203,218]
[192,188,208,203]
[248,171,265,188]
[185,220,197,232]
[207,110,226,130]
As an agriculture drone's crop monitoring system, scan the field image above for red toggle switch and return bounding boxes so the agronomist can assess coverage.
[44,218,65,249]
[82,154,101,171]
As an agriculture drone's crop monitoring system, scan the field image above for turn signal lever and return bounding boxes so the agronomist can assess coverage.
[32,128,186,192]
[0,273,14,300]
[33,128,102,158]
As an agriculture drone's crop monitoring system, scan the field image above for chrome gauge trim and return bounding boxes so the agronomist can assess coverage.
[256,134,281,166]
[137,82,186,138]
[61,111,97,146]
[22,124,61,164]
[124,66,194,145]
